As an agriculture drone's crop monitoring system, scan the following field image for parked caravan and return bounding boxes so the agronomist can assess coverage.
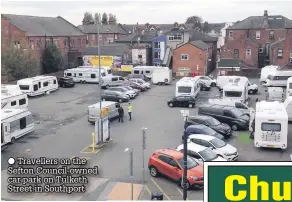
[87,101,120,124]
[2,89,28,109]
[216,76,238,91]
[260,65,278,83]
[78,66,113,76]
[17,76,58,97]
[264,70,292,87]
[286,77,292,97]
[64,67,107,83]
[222,77,249,104]
[284,96,292,121]
[254,101,288,149]
[1,108,34,146]
[265,87,284,102]
[152,67,172,85]
[132,66,164,81]
[175,77,201,97]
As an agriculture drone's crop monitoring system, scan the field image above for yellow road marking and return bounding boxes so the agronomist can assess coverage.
[80,144,101,154]
[145,185,152,196]
[150,178,171,200]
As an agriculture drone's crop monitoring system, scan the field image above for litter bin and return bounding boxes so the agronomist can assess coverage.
[151,192,163,200]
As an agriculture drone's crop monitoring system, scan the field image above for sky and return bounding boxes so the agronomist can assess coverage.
[2,0,292,26]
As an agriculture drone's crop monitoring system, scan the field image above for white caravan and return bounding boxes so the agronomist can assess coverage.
[175,77,201,97]
[284,96,292,121]
[1,108,34,146]
[216,76,238,91]
[132,66,164,81]
[286,77,292,97]
[223,77,249,104]
[64,67,109,84]
[264,70,292,87]
[78,66,113,76]
[152,67,172,85]
[2,85,28,109]
[260,65,278,83]
[17,76,58,97]
[254,101,288,149]
[265,87,284,102]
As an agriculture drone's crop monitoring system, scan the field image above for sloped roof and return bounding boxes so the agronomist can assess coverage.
[229,15,292,30]
[118,23,192,33]
[189,40,210,50]
[190,30,218,42]
[207,23,226,33]
[78,24,127,34]
[115,32,157,43]
[83,44,131,56]
[2,14,84,36]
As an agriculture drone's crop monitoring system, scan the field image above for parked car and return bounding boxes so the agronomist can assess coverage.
[106,87,137,99]
[129,78,151,89]
[200,82,211,91]
[128,74,149,82]
[148,148,204,189]
[58,77,75,88]
[120,85,140,95]
[124,81,147,91]
[187,134,238,161]
[176,143,227,162]
[198,104,250,131]
[198,76,217,87]
[184,115,232,139]
[101,90,130,103]
[183,125,225,140]
[167,96,196,108]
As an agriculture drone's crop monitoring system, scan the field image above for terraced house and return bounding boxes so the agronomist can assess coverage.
[1,14,87,67]
[220,10,292,68]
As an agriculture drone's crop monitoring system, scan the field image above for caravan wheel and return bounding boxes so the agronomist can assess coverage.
[80,80,83,84]
[83,80,87,84]
[11,137,16,144]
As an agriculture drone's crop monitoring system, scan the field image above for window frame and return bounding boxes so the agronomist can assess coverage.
[181,54,189,60]
[168,34,182,41]
[228,31,233,39]
[277,48,283,59]
[259,47,264,53]
[19,98,26,105]
[154,42,160,49]
[246,48,251,56]
[269,30,275,39]
[43,82,49,87]
[154,51,161,59]
[234,49,239,59]
[11,101,17,106]
[256,31,260,39]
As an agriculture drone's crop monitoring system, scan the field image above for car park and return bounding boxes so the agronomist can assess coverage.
[101,90,130,103]
[176,143,227,162]
[148,148,204,189]
[129,78,151,89]
[167,96,196,108]
[184,115,232,139]
[106,86,137,99]
[198,104,250,131]
[187,134,238,161]
[184,125,225,140]
[58,77,75,88]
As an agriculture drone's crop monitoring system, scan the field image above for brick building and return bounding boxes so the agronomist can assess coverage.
[1,14,86,68]
[173,40,212,76]
[220,10,292,68]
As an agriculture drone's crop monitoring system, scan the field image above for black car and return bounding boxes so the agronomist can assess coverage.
[200,82,211,91]
[182,125,225,140]
[184,115,232,139]
[198,104,250,131]
[58,77,75,87]
[167,96,196,108]
[101,91,130,103]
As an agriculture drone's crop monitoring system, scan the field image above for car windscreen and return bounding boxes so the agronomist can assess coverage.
[19,85,30,90]
[267,75,274,80]
[207,118,221,126]
[210,138,227,148]
[178,86,191,93]
[261,123,281,131]
[177,156,198,169]
[202,126,216,135]
[198,149,218,161]
[224,91,242,97]
[231,109,243,117]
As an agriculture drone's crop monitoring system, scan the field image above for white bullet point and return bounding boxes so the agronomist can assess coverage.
[8,158,15,165]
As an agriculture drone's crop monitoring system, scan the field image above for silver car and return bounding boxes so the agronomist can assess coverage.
[121,85,140,95]
[107,87,137,99]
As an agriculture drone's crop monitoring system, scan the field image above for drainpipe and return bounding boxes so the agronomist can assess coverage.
[205,48,208,76]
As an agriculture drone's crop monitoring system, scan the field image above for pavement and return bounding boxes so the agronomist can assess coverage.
[2,78,292,201]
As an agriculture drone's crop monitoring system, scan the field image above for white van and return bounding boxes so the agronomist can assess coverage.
[101,76,127,88]
[284,96,292,121]
[64,67,108,84]
[223,77,249,104]
[1,108,34,146]
[175,77,201,97]
[132,66,164,81]
[208,98,250,116]
[87,101,120,124]
[264,70,292,87]
[216,76,238,91]
[152,67,172,85]
[17,76,58,97]
[286,77,292,97]
[254,101,288,149]
[2,89,28,109]
[260,65,278,83]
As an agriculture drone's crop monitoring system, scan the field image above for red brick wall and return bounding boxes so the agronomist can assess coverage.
[86,33,126,46]
[173,43,207,76]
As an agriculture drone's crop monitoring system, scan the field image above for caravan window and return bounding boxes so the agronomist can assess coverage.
[33,84,38,91]
[261,123,281,131]
[19,85,29,90]
[225,91,242,97]
[178,86,191,93]
[79,73,82,76]
[19,99,26,105]
[289,83,292,89]
[91,74,96,78]
[112,77,118,81]
[43,82,49,87]
[20,117,27,129]
[134,70,139,74]
[67,73,72,76]
[11,101,16,106]
[38,82,41,88]
[145,70,151,74]
[53,80,57,84]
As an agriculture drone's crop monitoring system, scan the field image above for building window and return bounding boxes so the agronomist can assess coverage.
[53,40,59,47]
[70,39,74,47]
[37,40,41,48]
[256,31,260,39]
[181,54,189,60]
[246,49,251,56]
[269,30,274,39]
[29,40,34,49]
[259,47,264,53]
[290,50,292,58]
[99,35,102,40]
[277,49,283,59]
[234,49,239,59]
[168,34,182,41]
[228,31,233,39]
[91,34,95,40]
[154,42,160,48]
[114,34,118,40]
[107,38,114,43]
[78,38,81,46]
[14,41,20,49]
[154,51,160,59]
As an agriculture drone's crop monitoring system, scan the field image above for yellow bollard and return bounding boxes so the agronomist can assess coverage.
[92,132,95,152]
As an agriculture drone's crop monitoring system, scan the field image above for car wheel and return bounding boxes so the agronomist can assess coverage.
[169,103,174,107]
[211,83,216,87]
[118,99,123,103]
[149,166,159,177]
[11,137,16,144]
[231,124,238,131]
[188,104,193,108]
[248,89,254,94]
[179,179,190,189]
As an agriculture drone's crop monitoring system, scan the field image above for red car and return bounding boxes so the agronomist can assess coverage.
[148,149,204,189]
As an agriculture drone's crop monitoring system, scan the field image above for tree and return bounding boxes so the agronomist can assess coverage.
[82,12,94,25]
[203,21,209,33]
[108,13,117,24]
[101,13,108,25]
[1,46,39,81]
[186,15,203,24]
[41,44,63,74]
[94,13,101,24]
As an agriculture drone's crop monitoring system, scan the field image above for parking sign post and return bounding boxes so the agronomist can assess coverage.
[142,127,147,184]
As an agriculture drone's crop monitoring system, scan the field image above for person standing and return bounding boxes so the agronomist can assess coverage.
[128,103,133,121]
[118,105,124,123]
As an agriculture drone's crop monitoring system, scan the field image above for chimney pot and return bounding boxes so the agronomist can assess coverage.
[264,10,268,16]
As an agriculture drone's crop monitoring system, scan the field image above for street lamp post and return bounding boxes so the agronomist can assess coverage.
[141,127,147,184]
[125,148,134,200]
[97,17,103,144]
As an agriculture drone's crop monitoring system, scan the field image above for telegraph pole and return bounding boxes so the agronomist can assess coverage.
[97,16,103,144]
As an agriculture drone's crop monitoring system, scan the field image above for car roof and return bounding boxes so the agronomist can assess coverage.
[186,124,207,130]
[155,149,183,159]
[189,115,212,120]
[177,143,207,152]
[200,104,233,110]
[189,134,215,141]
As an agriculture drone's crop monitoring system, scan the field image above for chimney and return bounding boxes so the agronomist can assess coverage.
[264,10,268,16]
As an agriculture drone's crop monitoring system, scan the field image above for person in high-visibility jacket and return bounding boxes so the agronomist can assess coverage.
[128,103,133,121]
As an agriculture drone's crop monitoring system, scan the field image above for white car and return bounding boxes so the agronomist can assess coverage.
[199,76,216,87]
[247,81,258,94]
[187,134,238,161]
[176,143,227,162]
[129,78,151,89]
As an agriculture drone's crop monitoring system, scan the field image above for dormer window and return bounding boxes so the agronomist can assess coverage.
[277,48,283,59]
[179,27,185,30]
[269,30,274,39]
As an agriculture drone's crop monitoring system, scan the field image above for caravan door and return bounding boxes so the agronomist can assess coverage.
[1,123,11,145]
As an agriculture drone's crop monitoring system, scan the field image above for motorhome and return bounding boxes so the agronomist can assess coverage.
[175,77,201,97]
[2,85,28,109]
[1,108,34,146]
[87,101,120,124]
[286,76,292,97]
[254,101,288,149]
[284,96,292,121]
[216,76,257,94]
[264,70,292,87]
[265,87,284,102]
[260,65,278,83]
[132,66,164,81]
[152,67,172,85]
[17,76,58,97]
[222,77,249,104]
[64,67,109,83]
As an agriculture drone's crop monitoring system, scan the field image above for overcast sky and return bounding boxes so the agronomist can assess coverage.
[2,0,292,26]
